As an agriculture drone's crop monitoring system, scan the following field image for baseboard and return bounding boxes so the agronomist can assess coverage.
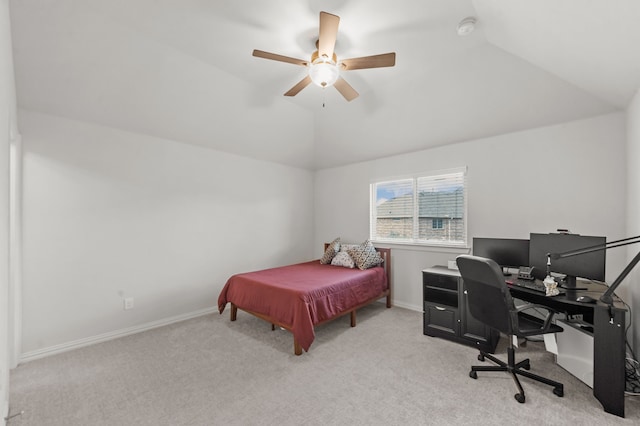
[20,302,422,363]
[373,298,421,312]
[392,300,422,312]
[19,307,217,364]
[0,395,9,426]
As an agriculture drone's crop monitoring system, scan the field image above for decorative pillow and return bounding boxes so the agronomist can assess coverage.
[320,237,341,264]
[339,244,358,253]
[331,251,356,268]
[347,239,384,270]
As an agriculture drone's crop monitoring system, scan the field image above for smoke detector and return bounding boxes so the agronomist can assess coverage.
[457,17,477,36]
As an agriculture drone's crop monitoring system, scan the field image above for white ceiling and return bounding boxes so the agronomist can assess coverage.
[9,0,640,170]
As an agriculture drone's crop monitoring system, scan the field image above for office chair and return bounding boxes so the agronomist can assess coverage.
[456,255,564,403]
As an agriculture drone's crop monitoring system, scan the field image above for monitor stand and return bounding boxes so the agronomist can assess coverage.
[559,275,587,290]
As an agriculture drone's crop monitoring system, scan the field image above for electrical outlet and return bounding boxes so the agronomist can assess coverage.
[123,297,134,310]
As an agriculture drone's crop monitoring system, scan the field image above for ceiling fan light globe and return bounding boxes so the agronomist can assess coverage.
[309,61,339,88]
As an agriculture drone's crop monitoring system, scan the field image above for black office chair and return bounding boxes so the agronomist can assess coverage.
[456,255,564,403]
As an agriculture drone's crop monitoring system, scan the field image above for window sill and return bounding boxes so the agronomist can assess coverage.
[370,240,470,254]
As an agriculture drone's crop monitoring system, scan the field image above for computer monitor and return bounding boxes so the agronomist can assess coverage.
[529,233,606,287]
[472,238,530,269]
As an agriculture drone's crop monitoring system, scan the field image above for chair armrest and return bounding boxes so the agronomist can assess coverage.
[513,303,560,333]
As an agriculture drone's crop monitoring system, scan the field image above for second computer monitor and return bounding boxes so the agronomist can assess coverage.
[472,238,530,268]
[528,233,606,284]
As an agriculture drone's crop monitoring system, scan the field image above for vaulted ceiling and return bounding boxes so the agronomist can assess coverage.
[9,0,640,170]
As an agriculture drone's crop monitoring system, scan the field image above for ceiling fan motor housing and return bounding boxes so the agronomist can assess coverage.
[309,50,339,87]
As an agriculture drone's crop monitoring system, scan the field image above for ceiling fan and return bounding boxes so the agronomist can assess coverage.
[252,11,396,102]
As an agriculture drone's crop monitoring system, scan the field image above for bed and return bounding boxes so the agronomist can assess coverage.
[217,242,391,355]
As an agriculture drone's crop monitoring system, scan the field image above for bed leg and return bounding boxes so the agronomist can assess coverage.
[386,294,392,308]
[230,304,237,321]
[350,310,356,327]
[271,324,275,331]
[294,340,302,356]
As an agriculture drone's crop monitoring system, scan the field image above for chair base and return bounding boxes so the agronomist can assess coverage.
[469,345,564,403]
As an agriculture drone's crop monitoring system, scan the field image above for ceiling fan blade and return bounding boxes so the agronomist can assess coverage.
[318,11,340,60]
[284,75,312,97]
[252,49,308,66]
[341,53,396,70]
[333,77,358,101]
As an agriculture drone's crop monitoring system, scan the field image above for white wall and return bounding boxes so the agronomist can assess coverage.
[315,113,627,312]
[19,110,315,358]
[627,90,640,356]
[1,0,16,420]
[11,85,637,380]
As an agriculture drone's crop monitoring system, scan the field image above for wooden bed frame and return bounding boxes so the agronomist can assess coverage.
[229,244,392,355]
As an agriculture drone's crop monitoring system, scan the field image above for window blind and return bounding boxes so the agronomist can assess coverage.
[371,169,466,246]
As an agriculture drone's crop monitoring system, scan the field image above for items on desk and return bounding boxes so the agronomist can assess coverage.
[517,266,535,280]
[506,278,562,296]
[543,275,560,296]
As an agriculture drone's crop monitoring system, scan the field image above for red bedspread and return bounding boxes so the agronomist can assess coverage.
[218,260,388,352]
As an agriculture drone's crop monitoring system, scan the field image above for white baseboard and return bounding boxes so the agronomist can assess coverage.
[392,300,422,312]
[19,307,217,364]
[2,400,7,426]
[373,298,421,313]
[19,301,422,364]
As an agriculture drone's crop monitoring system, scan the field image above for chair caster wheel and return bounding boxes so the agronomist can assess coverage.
[477,354,485,362]
[553,387,564,397]
[522,361,531,370]
[469,371,477,379]
[514,393,525,403]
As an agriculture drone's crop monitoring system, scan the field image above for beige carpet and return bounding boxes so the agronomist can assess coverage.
[8,304,640,425]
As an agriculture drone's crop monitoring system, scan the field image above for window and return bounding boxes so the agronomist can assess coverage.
[370,169,467,246]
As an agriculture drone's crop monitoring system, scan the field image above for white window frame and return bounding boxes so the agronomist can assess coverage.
[370,167,467,248]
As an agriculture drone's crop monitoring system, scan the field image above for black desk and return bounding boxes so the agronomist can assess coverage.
[507,276,627,417]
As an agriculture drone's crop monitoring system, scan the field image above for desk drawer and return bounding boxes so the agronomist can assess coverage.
[424,302,458,336]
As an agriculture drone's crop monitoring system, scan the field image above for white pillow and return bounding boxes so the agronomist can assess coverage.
[331,251,355,268]
[339,244,358,253]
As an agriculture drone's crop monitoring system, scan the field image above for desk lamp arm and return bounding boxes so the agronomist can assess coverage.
[546,235,640,305]
[600,249,640,305]
[549,235,640,260]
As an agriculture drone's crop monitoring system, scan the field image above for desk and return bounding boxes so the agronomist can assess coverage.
[508,278,609,323]
[508,277,627,418]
